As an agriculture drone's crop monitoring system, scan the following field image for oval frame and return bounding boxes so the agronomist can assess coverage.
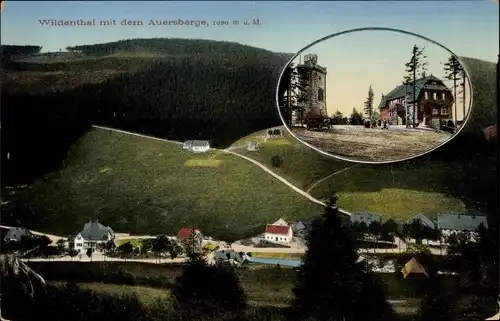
[275,27,474,164]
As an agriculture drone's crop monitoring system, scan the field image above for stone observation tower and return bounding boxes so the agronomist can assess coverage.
[293,54,327,125]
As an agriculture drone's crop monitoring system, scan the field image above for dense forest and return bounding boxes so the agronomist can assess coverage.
[1,39,291,186]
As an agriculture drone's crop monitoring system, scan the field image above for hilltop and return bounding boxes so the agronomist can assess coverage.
[1,38,292,185]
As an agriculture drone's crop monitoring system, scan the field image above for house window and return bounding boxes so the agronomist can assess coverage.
[432,108,439,115]
[318,75,322,81]
[424,92,429,99]
[441,108,448,115]
[441,93,446,100]
[432,92,437,100]
[318,88,324,101]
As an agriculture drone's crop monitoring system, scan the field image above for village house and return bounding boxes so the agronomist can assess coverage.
[72,220,115,254]
[264,221,293,243]
[406,214,436,229]
[3,227,33,243]
[182,140,210,153]
[177,227,203,250]
[350,212,382,226]
[378,75,454,129]
[406,214,440,246]
[401,257,429,279]
[437,213,488,239]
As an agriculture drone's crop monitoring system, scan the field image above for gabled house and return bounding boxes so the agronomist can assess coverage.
[183,140,210,153]
[192,140,210,153]
[378,75,454,128]
[437,213,488,238]
[264,224,293,243]
[407,214,436,229]
[350,212,382,226]
[73,220,115,254]
[3,227,33,243]
[177,228,203,250]
[401,257,429,279]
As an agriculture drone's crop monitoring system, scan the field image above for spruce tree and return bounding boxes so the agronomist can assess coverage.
[293,194,394,321]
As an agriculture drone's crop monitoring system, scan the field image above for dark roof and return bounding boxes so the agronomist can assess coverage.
[4,227,32,242]
[192,140,209,147]
[80,220,114,241]
[177,228,200,239]
[264,225,290,235]
[407,214,436,229]
[378,75,449,109]
[437,213,488,231]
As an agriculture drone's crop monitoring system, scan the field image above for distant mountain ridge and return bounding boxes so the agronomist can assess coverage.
[1,38,292,185]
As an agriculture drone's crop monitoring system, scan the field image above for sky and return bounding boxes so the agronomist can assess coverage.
[1,1,498,117]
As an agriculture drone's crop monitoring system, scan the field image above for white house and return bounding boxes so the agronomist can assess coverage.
[183,140,210,153]
[264,224,293,243]
[73,220,115,254]
[437,213,488,240]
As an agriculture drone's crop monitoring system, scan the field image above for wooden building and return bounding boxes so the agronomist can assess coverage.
[378,75,454,129]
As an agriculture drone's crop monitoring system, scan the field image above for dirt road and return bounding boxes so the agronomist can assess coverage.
[293,125,451,162]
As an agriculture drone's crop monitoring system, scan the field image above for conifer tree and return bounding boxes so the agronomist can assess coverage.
[293,193,394,321]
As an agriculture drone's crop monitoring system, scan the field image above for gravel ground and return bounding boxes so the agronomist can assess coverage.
[292,125,452,162]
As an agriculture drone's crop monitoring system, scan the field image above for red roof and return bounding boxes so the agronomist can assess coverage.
[265,225,290,235]
[177,228,199,239]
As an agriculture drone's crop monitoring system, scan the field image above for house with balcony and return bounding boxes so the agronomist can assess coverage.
[378,75,454,129]
[72,220,115,254]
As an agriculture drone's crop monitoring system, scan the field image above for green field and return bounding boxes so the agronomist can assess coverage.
[28,261,494,320]
[230,127,350,190]
[6,128,322,240]
[310,163,466,220]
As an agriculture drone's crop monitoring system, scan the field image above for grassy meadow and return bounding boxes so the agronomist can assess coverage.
[309,162,466,220]
[4,127,323,240]
[230,127,350,190]
[23,261,496,321]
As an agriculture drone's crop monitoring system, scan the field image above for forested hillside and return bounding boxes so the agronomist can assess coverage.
[1,38,291,186]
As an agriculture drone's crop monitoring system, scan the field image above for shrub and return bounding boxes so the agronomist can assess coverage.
[271,155,283,168]
[172,252,246,315]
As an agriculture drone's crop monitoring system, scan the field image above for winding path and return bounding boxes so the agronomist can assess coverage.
[91,125,352,215]
[305,165,360,194]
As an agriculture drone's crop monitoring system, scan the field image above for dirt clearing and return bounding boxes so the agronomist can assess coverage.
[292,125,452,162]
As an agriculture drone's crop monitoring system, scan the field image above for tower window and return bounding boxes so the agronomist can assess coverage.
[318,88,324,101]
[318,75,322,81]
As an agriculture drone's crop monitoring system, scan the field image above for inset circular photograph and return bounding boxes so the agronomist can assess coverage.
[276,27,473,163]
